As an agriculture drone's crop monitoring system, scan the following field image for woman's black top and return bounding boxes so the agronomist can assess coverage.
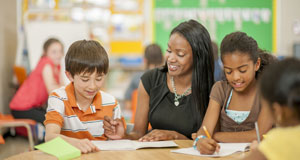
[141,68,201,139]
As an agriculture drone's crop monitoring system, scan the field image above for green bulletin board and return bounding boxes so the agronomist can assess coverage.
[154,0,275,54]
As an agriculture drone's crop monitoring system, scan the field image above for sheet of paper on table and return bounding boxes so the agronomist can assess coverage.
[171,143,250,157]
[92,140,178,150]
[35,137,81,160]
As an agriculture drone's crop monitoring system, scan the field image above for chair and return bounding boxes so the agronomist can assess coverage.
[0,135,4,144]
[0,113,36,150]
[13,65,27,85]
[130,89,138,123]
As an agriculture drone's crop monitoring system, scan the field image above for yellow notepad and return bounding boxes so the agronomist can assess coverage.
[35,137,81,160]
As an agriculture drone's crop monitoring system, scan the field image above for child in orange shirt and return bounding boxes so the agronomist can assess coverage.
[44,40,123,153]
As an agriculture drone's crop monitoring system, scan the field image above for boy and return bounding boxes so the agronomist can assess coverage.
[44,40,122,153]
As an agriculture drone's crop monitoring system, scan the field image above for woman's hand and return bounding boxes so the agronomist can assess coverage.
[138,129,179,141]
[103,116,125,140]
[196,137,220,155]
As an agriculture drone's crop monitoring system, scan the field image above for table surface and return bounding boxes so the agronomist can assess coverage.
[5,140,248,160]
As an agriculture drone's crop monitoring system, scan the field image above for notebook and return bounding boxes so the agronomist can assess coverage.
[171,143,250,157]
[91,140,178,150]
[35,137,81,160]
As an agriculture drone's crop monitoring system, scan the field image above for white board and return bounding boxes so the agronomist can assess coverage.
[24,21,89,83]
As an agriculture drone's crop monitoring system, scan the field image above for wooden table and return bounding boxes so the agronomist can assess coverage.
[5,140,248,160]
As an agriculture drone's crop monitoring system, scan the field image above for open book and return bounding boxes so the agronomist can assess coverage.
[92,140,178,150]
[171,143,250,157]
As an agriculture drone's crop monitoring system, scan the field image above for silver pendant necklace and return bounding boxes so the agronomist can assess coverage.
[171,76,191,106]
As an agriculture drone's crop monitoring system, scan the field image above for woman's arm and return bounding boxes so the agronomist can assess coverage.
[243,148,267,160]
[131,81,190,141]
[104,81,150,140]
[124,81,151,139]
[104,80,191,140]
[42,64,61,94]
[213,103,274,142]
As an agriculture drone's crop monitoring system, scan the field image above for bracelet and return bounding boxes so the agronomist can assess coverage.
[193,135,207,150]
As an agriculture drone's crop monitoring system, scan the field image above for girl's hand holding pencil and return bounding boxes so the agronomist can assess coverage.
[195,126,220,155]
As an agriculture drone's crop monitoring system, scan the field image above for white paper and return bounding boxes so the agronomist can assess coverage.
[171,143,250,157]
[92,140,178,151]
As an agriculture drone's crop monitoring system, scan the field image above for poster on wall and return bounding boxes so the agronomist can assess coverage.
[154,0,275,53]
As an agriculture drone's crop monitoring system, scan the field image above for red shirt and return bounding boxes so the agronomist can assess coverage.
[10,57,60,111]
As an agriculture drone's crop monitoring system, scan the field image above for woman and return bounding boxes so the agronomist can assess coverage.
[103,20,215,141]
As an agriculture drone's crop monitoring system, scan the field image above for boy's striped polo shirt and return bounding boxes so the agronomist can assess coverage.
[44,83,121,140]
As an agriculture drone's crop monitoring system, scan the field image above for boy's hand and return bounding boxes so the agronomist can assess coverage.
[196,138,220,155]
[138,129,177,142]
[103,116,125,140]
[69,138,99,154]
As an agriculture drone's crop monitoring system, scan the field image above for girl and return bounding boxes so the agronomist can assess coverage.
[244,58,300,160]
[10,38,64,125]
[103,20,215,141]
[195,32,276,154]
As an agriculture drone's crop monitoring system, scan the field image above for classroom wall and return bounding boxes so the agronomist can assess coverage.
[0,0,17,114]
[0,0,299,114]
[277,0,300,56]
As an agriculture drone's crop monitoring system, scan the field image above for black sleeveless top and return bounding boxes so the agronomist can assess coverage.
[141,68,200,139]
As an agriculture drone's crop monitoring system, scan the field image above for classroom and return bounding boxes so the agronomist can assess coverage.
[0,0,300,159]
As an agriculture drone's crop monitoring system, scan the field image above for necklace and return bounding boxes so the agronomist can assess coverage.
[171,76,191,106]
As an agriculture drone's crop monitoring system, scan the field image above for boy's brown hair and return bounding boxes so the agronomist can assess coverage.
[144,44,163,68]
[65,40,109,77]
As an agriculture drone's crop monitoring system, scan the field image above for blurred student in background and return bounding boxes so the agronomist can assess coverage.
[244,58,300,160]
[10,38,64,126]
[123,43,163,117]
[212,41,224,82]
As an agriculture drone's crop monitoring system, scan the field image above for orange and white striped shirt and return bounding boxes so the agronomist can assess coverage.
[44,83,121,140]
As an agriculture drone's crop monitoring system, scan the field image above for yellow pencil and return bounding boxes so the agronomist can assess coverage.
[203,126,211,139]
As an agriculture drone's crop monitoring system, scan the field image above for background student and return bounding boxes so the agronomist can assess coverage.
[44,40,122,153]
[212,41,224,82]
[124,43,164,113]
[10,38,64,126]
[103,19,215,141]
[244,58,300,160]
[195,32,276,154]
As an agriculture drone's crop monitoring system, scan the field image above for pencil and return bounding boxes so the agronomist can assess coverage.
[203,126,211,139]
[255,122,261,143]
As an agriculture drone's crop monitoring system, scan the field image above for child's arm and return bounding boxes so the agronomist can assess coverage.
[195,99,221,154]
[212,103,274,142]
[104,81,150,140]
[243,148,267,160]
[103,116,126,139]
[42,64,61,94]
[45,123,98,154]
